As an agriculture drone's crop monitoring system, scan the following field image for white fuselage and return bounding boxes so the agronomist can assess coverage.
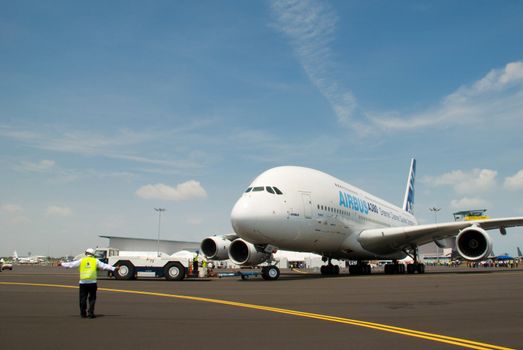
[231,166,417,260]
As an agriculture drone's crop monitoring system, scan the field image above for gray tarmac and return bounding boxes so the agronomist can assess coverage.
[1,265,522,350]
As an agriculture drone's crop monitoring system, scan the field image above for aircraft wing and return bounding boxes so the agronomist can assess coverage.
[358,217,523,255]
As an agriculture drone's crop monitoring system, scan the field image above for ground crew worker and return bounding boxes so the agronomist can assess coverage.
[192,251,199,277]
[58,248,118,318]
[201,258,208,278]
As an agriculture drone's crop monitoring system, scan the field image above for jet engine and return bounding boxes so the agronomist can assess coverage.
[456,227,492,261]
[200,235,232,260]
[228,238,271,266]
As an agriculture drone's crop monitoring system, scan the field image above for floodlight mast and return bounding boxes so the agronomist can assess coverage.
[429,207,441,223]
[154,208,166,257]
[429,207,441,263]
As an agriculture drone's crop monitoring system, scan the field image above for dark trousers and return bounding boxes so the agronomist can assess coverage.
[79,283,97,316]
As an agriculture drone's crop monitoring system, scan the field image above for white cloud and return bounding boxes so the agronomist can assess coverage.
[187,217,203,225]
[504,170,523,191]
[270,2,523,136]
[17,159,56,172]
[46,205,72,217]
[1,204,30,224]
[230,129,340,163]
[423,169,497,194]
[136,180,207,201]
[270,0,358,127]
[370,61,523,131]
[0,124,213,170]
[450,197,490,210]
[470,61,523,93]
[1,204,23,214]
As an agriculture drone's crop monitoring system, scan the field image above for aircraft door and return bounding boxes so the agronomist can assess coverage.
[301,192,313,219]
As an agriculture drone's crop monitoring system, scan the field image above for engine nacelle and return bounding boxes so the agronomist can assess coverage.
[456,227,492,261]
[228,238,271,266]
[200,236,232,260]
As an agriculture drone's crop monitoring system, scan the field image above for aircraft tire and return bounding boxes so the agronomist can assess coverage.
[262,265,280,280]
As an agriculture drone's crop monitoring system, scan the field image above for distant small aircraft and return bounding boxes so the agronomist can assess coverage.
[12,251,46,264]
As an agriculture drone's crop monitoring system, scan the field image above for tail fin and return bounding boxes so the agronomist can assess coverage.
[402,158,416,215]
[518,247,522,257]
[13,251,18,259]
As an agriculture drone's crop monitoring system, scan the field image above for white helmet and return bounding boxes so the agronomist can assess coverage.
[85,248,95,256]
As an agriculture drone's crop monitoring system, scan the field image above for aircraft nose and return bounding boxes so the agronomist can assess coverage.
[230,197,256,235]
[231,193,286,243]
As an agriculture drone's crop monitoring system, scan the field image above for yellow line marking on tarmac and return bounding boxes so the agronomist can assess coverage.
[0,273,78,277]
[290,268,309,274]
[0,281,513,350]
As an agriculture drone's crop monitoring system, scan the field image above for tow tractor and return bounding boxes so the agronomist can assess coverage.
[94,248,189,281]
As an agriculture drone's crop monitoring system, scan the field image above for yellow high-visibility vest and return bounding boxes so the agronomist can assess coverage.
[80,257,98,281]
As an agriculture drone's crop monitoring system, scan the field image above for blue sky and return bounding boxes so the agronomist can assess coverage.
[1,0,523,257]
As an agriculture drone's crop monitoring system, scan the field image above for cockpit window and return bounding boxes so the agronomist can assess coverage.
[273,187,283,195]
[247,186,283,194]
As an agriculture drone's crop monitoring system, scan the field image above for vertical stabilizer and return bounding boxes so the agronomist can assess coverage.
[402,158,416,215]
[518,247,522,257]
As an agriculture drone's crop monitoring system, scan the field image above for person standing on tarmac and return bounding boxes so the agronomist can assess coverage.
[192,251,199,277]
[58,248,118,318]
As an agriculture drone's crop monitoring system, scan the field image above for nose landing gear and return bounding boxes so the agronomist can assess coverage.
[261,265,280,280]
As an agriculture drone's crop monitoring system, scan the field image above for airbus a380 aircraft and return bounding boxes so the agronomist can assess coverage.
[201,159,523,280]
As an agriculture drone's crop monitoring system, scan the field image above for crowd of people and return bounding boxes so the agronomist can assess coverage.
[423,259,521,268]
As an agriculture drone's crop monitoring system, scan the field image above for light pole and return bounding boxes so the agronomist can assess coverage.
[154,208,166,257]
[429,207,441,264]
[429,207,441,223]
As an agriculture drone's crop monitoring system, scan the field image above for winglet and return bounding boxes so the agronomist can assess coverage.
[402,158,416,215]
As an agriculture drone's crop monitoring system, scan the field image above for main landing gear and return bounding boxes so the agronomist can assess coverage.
[384,247,425,274]
[406,263,425,274]
[406,246,426,274]
[320,257,340,276]
[349,262,371,275]
[384,262,405,274]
